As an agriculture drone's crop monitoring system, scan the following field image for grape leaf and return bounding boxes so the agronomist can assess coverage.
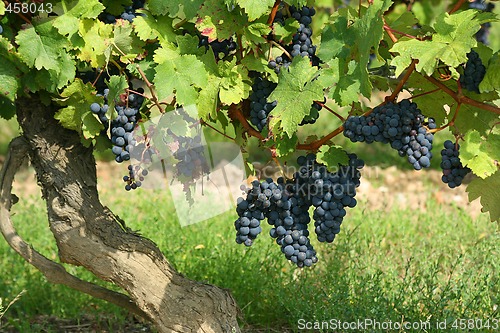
[148,0,204,19]
[242,22,271,48]
[52,0,105,37]
[234,0,274,21]
[272,133,298,158]
[467,170,500,222]
[390,10,496,76]
[100,0,131,15]
[112,22,143,62]
[0,2,4,15]
[154,48,208,106]
[75,19,113,68]
[272,18,300,45]
[285,0,308,7]
[461,130,500,179]
[16,20,70,72]
[197,0,248,41]
[0,40,22,120]
[218,59,251,105]
[480,52,500,93]
[197,76,221,121]
[405,73,454,126]
[316,145,349,172]
[268,57,324,137]
[318,0,391,101]
[453,103,499,136]
[55,80,104,138]
[106,75,129,116]
[133,10,176,45]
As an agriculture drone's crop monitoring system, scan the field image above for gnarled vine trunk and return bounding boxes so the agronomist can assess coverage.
[0,95,240,333]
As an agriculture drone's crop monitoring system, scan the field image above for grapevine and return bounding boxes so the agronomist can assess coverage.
[0,0,498,271]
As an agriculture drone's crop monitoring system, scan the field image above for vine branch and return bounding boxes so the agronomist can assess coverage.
[425,76,500,116]
[267,0,282,25]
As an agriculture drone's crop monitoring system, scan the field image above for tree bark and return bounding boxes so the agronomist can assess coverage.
[7,95,241,333]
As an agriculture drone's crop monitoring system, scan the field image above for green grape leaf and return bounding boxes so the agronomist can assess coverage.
[148,0,204,19]
[106,75,129,116]
[55,80,104,138]
[100,0,131,15]
[318,0,391,101]
[479,52,500,93]
[75,19,113,68]
[0,1,4,15]
[176,34,205,55]
[235,0,274,21]
[133,10,176,45]
[268,57,324,137]
[0,40,22,119]
[316,145,349,172]
[467,170,500,222]
[460,130,500,179]
[326,59,362,106]
[272,18,300,44]
[390,10,496,76]
[405,73,454,126]
[273,133,298,158]
[112,22,143,61]
[16,20,70,72]
[218,59,250,105]
[53,0,105,37]
[154,49,208,106]
[242,22,271,47]
[197,0,248,40]
[453,103,499,135]
[197,77,220,121]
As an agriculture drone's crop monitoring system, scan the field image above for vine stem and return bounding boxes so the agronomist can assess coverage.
[200,120,236,142]
[297,126,345,150]
[425,76,500,116]
[431,103,462,133]
[315,101,345,121]
[228,105,265,141]
[270,40,292,60]
[383,25,418,40]
[449,0,467,14]
[386,59,418,102]
[135,65,165,113]
[410,88,441,100]
[267,0,282,25]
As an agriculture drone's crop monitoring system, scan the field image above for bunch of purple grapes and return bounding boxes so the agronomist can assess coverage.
[234,153,364,268]
[343,100,435,170]
[440,140,471,188]
[460,51,486,93]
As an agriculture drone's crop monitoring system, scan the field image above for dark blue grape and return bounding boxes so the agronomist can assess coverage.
[440,140,471,188]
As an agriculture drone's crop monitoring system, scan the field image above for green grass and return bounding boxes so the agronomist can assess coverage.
[0,172,498,332]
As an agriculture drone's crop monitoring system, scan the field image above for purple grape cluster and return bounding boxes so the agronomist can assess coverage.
[123,165,149,191]
[343,100,435,170]
[460,51,486,93]
[249,76,277,131]
[440,140,471,188]
[90,88,145,163]
[234,154,364,267]
[172,134,209,179]
[295,154,364,243]
[268,6,318,74]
